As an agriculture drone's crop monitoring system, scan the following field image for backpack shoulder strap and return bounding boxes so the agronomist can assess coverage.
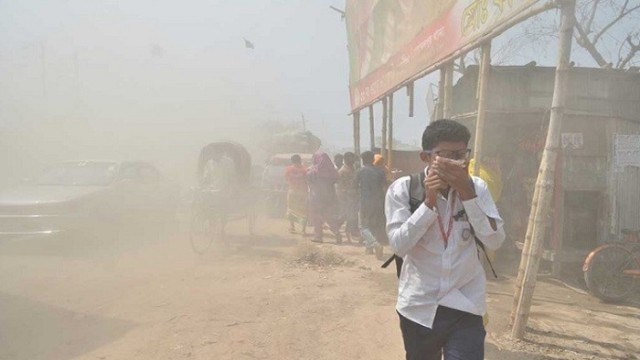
[409,172,426,213]
[382,172,425,277]
[468,177,498,279]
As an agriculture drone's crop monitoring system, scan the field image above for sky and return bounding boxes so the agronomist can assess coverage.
[0,0,362,181]
[0,1,352,138]
[0,0,635,181]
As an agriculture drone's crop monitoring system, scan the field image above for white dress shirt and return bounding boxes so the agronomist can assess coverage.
[385,169,505,328]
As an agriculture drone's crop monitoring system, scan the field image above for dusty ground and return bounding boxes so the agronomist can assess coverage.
[1,216,639,360]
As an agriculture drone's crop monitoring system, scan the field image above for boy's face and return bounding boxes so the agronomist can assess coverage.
[420,141,470,166]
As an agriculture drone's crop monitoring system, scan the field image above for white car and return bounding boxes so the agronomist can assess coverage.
[0,161,178,239]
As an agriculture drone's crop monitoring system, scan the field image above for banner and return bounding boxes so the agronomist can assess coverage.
[346,0,540,111]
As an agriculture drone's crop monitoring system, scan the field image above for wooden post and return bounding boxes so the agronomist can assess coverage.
[388,94,394,170]
[511,0,575,340]
[436,68,445,120]
[353,111,361,156]
[551,152,565,277]
[472,42,491,177]
[443,62,454,118]
[510,175,542,324]
[369,105,375,152]
[382,97,388,157]
[407,82,415,118]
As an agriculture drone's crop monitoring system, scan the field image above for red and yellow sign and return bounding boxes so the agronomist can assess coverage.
[346,0,540,111]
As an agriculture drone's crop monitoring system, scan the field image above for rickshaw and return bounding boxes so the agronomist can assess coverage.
[189,142,256,253]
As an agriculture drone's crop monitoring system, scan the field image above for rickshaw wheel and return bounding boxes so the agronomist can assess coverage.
[190,208,222,254]
[584,245,637,302]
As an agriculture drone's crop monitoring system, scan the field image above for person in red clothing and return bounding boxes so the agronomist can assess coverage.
[284,154,308,235]
[307,151,342,243]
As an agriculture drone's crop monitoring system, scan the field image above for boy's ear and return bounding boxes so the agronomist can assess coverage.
[419,152,430,163]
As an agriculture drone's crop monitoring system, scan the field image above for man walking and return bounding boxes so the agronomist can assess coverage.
[337,152,359,242]
[385,119,505,360]
[356,151,387,258]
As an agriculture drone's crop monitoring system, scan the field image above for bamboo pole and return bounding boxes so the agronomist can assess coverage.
[510,173,541,324]
[369,105,375,151]
[551,154,565,277]
[407,82,415,118]
[353,111,360,154]
[387,94,394,170]
[472,42,491,177]
[436,68,445,120]
[443,62,454,118]
[355,111,361,156]
[511,0,575,340]
[381,97,388,157]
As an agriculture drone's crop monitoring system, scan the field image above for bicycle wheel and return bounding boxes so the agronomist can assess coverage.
[584,245,637,302]
[189,208,222,254]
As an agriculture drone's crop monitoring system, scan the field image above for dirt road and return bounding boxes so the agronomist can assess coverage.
[1,217,638,360]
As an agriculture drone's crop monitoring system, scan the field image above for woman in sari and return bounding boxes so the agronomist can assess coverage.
[307,151,342,244]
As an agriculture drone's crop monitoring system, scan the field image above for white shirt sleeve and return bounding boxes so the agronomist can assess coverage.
[462,176,505,251]
[385,177,438,257]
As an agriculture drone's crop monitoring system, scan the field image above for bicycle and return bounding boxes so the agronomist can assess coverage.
[189,188,227,253]
[582,229,640,302]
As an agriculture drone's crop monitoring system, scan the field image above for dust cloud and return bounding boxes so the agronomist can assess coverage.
[0,1,352,189]
[1,3,357,358]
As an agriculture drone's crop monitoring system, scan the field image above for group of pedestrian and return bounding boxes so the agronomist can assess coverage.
[283,149,390,259]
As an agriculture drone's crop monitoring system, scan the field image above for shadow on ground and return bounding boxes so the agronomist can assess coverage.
[0,292,134,360]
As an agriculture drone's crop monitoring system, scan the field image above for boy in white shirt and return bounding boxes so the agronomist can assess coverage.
[385,119,505,360]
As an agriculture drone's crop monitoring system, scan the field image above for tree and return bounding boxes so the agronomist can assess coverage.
[573,0,640,68]
[457,0,640,71]
[257,120,321,155]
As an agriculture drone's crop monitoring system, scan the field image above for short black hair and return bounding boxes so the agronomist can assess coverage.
[291,154,301,164]
[343,152,356,166]
[422,119,471,151]
[360,151,374,165]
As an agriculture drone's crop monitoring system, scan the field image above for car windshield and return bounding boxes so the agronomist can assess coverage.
[34,162,118,186]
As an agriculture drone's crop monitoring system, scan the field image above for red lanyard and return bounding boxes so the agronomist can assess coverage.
[435,192,456,248]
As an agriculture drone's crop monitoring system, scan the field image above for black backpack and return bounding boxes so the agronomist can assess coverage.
[381,172,497,279]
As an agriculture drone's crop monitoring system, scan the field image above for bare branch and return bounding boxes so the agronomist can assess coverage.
[496,0,639,68]
[592,1,640,45]
[616,35,628,68]
[574,21,609,67]
[618,35,640,68]
[584,0,600,34]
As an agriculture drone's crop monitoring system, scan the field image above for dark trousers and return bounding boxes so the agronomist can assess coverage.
[359,203,388,245]
[398,306,486,360]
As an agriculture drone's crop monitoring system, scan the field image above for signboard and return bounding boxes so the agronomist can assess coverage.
[346,0,540,111]
[561,132,584,149]
[614,134,640,170]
